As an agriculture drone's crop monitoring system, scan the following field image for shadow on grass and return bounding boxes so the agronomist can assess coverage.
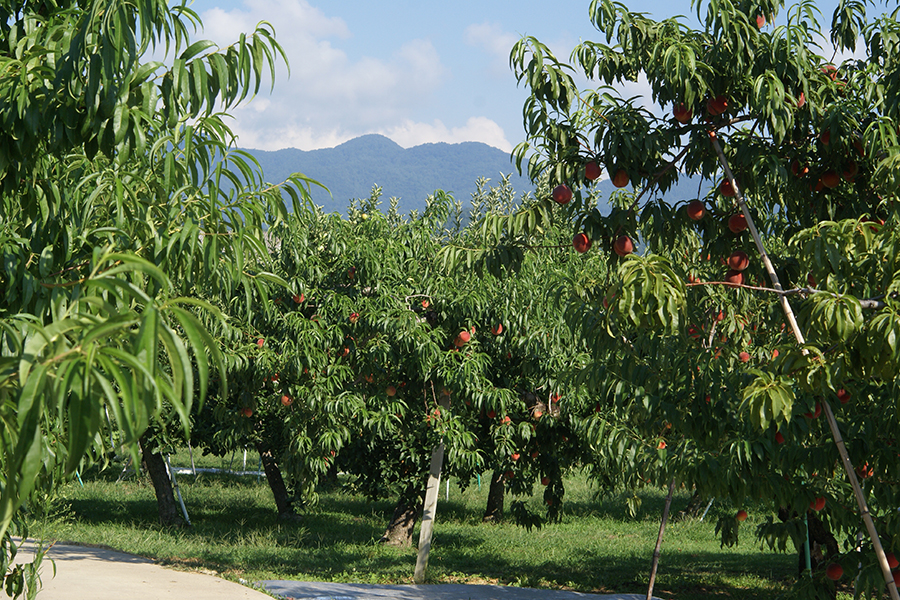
[559,487,695,522]
[65,493,389,543]
[52,476,794,600]
[429,529,792,599]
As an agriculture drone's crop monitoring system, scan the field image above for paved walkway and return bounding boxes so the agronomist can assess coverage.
[260,581,656,600]
[18,542,269,600]
[17,541,658,600]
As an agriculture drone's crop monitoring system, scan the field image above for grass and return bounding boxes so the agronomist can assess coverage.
[29,458,807,599]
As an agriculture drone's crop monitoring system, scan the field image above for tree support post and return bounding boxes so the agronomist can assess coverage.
[165,455,191,526]
[699,498,714,522]
[414,390,451,584]
[803,512,812,574]
[710,133,899,600]
[646,478,676,600]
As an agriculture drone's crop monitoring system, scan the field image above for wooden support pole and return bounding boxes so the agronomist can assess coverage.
[822,402,898,598]
[646,478,676,600]
[413,390,451,584]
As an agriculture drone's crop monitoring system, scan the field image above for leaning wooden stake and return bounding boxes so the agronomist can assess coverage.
[710,132,899,600]
[413,389,451,584]
[646,478,676,600]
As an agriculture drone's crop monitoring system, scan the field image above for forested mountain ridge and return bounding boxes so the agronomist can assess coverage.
[244,134,535,213]
[245,133,707,215]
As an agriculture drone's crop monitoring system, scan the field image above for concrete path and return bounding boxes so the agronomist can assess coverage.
[18,542,270,600]
[260,581,657,600]
[17,541,658,600]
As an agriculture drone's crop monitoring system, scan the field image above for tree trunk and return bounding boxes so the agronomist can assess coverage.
[778,506,838,599]
[482,470,505,523]
[256,442,296,520]
[320,463,339,490]
[806,511,839,572]
[139,433,187,528]
[380,491,419,547]
[674,488,705,522]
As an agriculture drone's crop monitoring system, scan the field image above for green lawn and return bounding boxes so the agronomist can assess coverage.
[30,459,812,599]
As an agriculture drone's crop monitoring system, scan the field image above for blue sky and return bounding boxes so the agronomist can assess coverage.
[186,0,849,154]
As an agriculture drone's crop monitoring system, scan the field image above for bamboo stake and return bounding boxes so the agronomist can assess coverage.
[709,132,899,600]
[646,478,676,600]
[822,402,897,596]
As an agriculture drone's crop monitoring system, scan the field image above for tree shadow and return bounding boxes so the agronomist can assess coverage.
[427,529,793,598]
[53,476,793,599]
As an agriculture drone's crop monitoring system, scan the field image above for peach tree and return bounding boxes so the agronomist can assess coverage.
[437,0,900,597]
[240,190,491,544]
[207,178,608,545]
[0,0,310,591]
[438,178,613,528]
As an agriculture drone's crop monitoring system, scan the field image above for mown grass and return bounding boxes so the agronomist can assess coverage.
[29,459,815,599]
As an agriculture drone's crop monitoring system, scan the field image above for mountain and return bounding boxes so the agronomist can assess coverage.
[244,134,535,214]
[243,134,711,216]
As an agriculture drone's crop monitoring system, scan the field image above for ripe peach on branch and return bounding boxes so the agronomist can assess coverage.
[614,235,633,257]
[552,184,573,205]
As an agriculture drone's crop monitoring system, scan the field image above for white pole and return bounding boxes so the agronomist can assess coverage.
[699,498,714,522]
[165,455,191,526]
[188,441,196,476]
[414,389,451,584]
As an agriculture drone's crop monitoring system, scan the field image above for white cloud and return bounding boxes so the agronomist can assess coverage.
[200,0,350,42]
[227,116,512,153]
[200,3,443,112]
[464,22,518,73]
[382,117,513,152]
[162,1,529,153]
[193,0,462,150]
[225,122,352,152]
